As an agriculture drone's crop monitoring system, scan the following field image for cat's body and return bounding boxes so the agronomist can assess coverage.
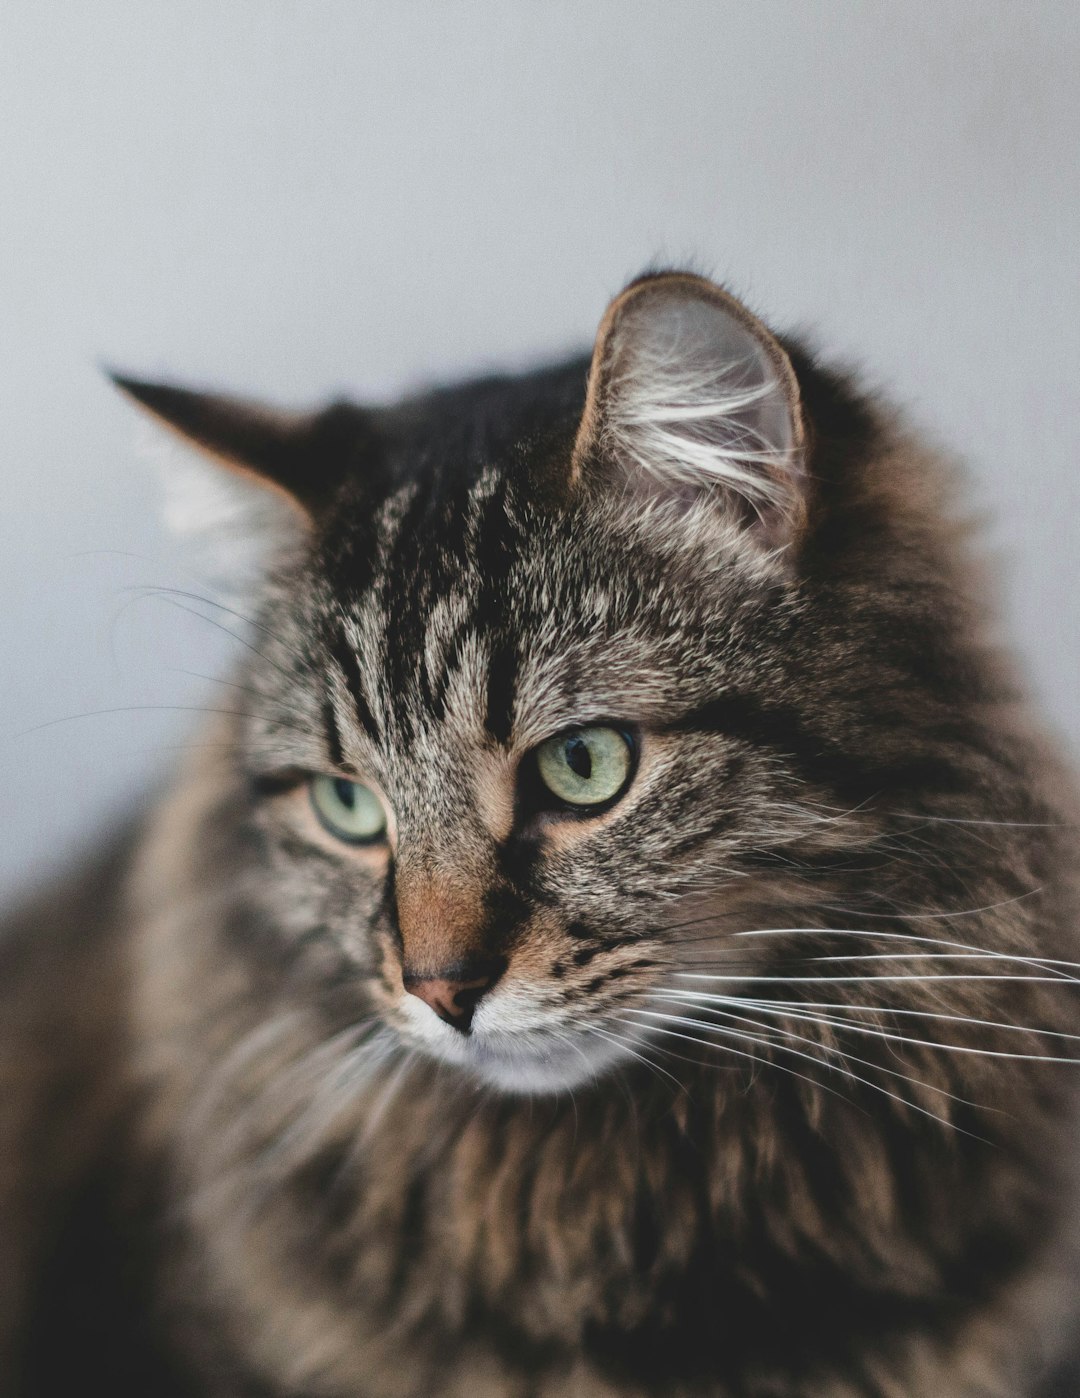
[2,272,1079,1396]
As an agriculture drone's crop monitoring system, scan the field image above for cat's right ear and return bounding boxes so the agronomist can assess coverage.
[108,373,378,519]
[569,273,808,551]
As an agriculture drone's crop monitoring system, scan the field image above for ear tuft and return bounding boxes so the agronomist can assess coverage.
[107,371,377,517]
[573,273,808,546]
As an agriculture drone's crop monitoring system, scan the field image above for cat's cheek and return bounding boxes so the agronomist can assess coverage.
[500,907,570,982]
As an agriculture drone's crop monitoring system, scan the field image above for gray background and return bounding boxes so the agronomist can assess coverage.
[2,2,1077,896]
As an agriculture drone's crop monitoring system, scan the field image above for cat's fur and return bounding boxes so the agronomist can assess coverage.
[2,271,1079,1396]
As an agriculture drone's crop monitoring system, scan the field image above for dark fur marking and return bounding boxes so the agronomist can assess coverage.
[328,628,380,743]
[484,638,517,745]
[676,691,966,800]
[322,698,345,770]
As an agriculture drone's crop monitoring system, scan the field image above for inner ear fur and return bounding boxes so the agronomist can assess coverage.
[571,272,809,546]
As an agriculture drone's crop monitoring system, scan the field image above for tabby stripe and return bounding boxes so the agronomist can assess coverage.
[485,638,517,744]
[329,630,380,742]
[383,483,437,735]
[676,692,965,799]
[322,698,345,769]
[675,693,831,762]
[426,615,473,724]
[472,477,519,742]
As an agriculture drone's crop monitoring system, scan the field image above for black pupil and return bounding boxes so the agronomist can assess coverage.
[334,779,356,809]
[564,736,592,780]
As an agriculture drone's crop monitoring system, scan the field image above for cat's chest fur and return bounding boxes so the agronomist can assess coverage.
[140,1016,1042,1398]
[130,882,1025,1397]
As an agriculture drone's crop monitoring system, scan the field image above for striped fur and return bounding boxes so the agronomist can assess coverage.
[3,272,1080,1395]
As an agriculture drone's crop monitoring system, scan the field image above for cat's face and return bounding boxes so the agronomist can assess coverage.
[235,476,824,1092]
[122,272,998,1100]
[122,274,819,1094]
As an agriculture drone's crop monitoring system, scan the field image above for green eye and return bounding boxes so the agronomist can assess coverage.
[310,775,388,844]
[534,726,635,809]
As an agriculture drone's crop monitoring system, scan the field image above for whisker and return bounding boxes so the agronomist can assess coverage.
[885,812,1067,830]
[729,925,1080,978]
[129,590,300,684]
[818,890,1044,923]
[355,1049,421,1150]
[798,953,1080,984]
[652,997,995,1109]
[675,972,1076,987]
[14,704,317,741]
[602,1021,745,1077]
[263,1024,397,1166]
[623,1008,985,1140]
[699,999,1080,1044]
[165,667,273,700]
[584,1024,683,1090]
[125,584,310,665]
[701,996,1080,1065]
[614,1014,873,1116]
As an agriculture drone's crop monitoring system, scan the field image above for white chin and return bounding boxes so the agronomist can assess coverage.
[466,1034,627,1093]
[395,994,635,1094]
[414,1022,630,1093]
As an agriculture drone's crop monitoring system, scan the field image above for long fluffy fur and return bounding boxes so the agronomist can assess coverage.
[2,275,1080,1396]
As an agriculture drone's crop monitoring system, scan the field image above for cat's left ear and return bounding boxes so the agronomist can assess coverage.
[108,373,377,518]
[571,272,808,548]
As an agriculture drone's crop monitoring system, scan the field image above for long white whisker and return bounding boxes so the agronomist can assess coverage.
[820,890,1044,922]
[614,1015,869,1112]
[799,953,1080,984]
[885,813,1066,829]
[653,998,990,1108]
[631,1008,890,1106]
[729,925,1080,978]
[355,1048,418,1149]
[688,999,1080,1043]
[584,1024,683,1090]
[659,991,1080,1065]
[676,973,1076,986]
[622,1008,980,1138]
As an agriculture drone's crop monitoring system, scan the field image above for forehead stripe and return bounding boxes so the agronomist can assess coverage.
[322,697,345,769]
[471,477,519,743]
[329,628,381,743]
[484,637,516,744]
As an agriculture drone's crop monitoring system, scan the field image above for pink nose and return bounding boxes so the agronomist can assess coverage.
[403,970,498,1032]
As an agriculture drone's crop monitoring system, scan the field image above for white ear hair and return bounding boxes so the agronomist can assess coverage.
[138,422,302,597]
[578,276,806,542]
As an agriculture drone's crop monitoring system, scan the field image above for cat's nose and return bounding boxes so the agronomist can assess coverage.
[403,965,501,1032]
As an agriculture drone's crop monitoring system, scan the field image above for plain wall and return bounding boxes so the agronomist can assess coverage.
[2,1,1078,894]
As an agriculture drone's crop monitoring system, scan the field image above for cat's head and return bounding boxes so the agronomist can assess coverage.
[116,271,1044,1102]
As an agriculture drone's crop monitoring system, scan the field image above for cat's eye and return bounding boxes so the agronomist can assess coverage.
[309,775,388,845]
[534,726,635,809]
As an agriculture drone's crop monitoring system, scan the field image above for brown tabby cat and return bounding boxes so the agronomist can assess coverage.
[2,271,1079,1396]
